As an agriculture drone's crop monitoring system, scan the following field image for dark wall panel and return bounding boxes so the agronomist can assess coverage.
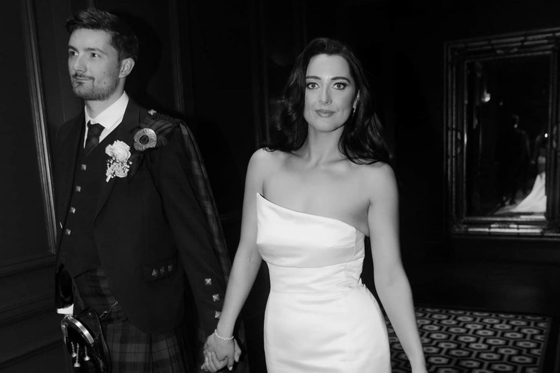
[35,0,81,140]
[177,0,256,215]
[0,0,49,263]
[0,0,67,371]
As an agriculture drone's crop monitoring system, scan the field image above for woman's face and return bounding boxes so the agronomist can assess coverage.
[303,54,357,133]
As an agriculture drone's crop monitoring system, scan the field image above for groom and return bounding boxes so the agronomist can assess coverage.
[54,8,232,371]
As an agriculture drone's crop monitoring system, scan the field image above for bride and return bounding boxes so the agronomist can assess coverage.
[202,37,427,373]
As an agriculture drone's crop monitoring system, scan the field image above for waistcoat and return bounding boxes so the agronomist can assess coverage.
[59,129,119,278]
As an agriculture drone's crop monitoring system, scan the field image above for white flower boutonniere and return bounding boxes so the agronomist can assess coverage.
[105,140,132,182]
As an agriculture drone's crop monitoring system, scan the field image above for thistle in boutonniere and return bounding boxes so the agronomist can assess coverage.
[105,140,132,182]
[126,110,178,180]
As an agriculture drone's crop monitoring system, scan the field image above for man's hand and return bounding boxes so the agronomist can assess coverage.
[201,332,242,372]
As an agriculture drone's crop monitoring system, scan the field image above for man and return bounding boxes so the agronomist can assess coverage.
[53,8,236,371]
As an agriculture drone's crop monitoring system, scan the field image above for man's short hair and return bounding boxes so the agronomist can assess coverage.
[66,8,139,62]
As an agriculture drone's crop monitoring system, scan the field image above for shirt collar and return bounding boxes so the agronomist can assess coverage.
[85,91,129,129]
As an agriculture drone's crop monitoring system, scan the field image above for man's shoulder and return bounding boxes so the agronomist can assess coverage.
[63,109,84,124]
[57,111,84,138]
[126,99,180,127]
[138,108,187,134]
[132,109,189,153]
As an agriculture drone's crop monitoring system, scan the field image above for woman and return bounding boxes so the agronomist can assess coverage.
[203,37,427,373]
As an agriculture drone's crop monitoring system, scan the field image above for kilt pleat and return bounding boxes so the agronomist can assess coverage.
[72,268,190,372]
[106,319,188,372]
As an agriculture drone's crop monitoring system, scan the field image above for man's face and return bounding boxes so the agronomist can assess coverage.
[67,28,122,101]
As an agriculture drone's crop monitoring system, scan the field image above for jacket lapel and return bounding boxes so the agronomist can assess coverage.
[95,100,142,218]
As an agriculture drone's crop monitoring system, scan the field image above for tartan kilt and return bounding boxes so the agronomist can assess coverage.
[72,268,191,373]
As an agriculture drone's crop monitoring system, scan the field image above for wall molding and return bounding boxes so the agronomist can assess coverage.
[0,254,54,278]
[0,291,52,328]
[21,0,57,254]
[0,329,61,369]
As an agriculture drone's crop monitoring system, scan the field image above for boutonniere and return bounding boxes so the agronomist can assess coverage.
[105,140,132,182]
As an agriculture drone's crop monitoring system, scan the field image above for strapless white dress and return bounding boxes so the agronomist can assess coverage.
[256,193,391,373]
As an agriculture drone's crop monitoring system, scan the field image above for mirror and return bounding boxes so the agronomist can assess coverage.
[445,28,560,236]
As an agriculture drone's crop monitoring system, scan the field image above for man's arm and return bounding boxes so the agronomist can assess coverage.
[147,124,227,338]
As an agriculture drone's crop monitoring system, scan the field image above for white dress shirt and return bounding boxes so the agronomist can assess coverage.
[83,92,130,147]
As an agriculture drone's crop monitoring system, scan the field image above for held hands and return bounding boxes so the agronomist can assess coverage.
[201,330,241,372]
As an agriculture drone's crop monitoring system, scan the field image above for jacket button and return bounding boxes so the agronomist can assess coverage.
[212,294,220,302]
[205,278,212,286]
[152,269,158,277]
[81,164,87,171]
[160,267,165,275]
[75,186,81,192]
[70,207,77,214]
[214,311,221,319]
[65,229,71,236]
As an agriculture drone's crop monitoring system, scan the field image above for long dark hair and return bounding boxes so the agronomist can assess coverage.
[266,37,390,165]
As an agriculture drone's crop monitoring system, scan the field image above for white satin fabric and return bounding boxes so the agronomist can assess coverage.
[511,171,546,213]
[256,193,391,373]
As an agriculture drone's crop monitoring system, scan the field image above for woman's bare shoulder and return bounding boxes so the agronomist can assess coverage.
[358,161,398,197]
[354,160,394,177]
[248,148,289,174]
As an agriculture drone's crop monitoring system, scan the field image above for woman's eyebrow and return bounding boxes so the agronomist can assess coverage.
[305,75,351,82]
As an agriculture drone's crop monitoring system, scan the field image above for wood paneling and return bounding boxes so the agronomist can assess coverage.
[0,0,51,262]
[0,0,65,370]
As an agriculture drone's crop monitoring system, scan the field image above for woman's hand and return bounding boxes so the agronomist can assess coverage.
[201,332,242,372]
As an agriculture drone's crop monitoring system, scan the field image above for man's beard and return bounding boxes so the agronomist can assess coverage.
[71,74,119,101]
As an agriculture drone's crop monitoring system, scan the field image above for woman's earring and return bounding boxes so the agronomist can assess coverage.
[353,92,360,116]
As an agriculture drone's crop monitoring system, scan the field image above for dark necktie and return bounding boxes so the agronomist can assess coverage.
[84,121,104,155]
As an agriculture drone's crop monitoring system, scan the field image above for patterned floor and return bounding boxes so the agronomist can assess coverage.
[387,307,551,373]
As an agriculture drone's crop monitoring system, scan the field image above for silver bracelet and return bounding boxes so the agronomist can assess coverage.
[214,329,234,341]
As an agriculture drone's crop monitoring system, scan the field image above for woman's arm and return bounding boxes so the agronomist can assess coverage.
[203,149,271,371]
[366,163,427,372]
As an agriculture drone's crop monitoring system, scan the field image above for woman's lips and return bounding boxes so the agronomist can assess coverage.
[316,109,335,117]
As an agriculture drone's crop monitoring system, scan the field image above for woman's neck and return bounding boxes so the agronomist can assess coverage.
[298,128,345,166]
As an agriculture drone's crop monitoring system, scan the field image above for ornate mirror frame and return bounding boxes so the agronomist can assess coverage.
[445,28,560,237]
